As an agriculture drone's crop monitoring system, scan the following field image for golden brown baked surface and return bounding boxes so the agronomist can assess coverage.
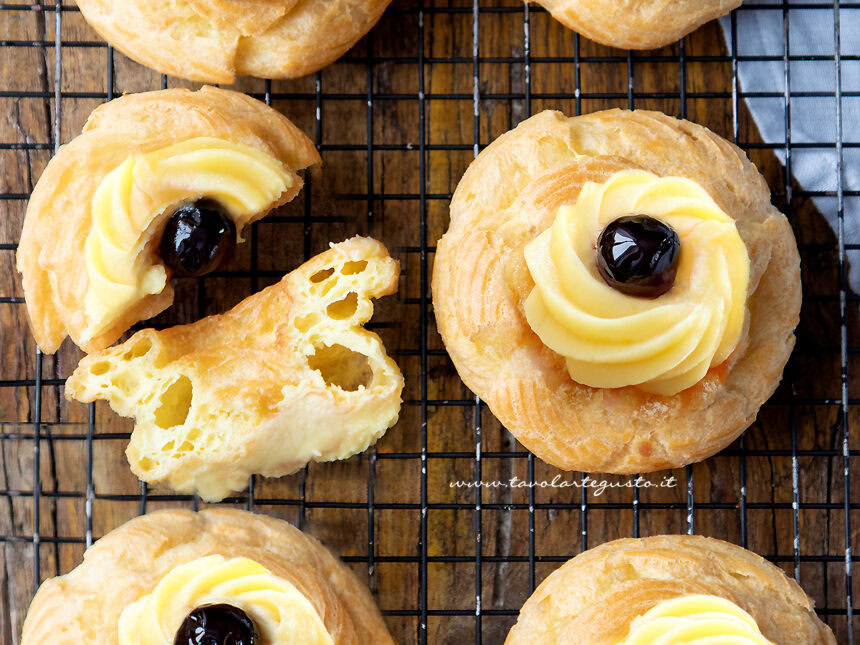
[533,0,740,50]
[505,535,835,645]
[21,508,394,644]
[75,0,392,82]
[65,236,404,502]
[432,109,801,473]
[17,86,320,354]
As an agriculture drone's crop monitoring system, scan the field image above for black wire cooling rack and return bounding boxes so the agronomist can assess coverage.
[0,1,858,643]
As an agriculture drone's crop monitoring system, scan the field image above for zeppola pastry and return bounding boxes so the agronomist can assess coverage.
[75,0,392,83]
[432,109,801,473]
[17,86,319,354]
[534,0,740,50]
[21,508,395,644]
[506,535,836,644]
[66,237,403,502]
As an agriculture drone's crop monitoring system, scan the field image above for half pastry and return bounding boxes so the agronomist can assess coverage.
[22,508,395,644]
[432,109,801,473]
[535,0,740,50]
[17,86,320,354]
[66,237,403,502]
[76,0,393,83]
[506,534,835,644]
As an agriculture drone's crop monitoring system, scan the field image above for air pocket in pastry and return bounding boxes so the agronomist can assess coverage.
[65,237,404,502]
[505,535,835,644]
[17,86,320,354]
[534,0,740,50]
[21,509,395,644]
[432,109,801,474]
[75,0,393,83]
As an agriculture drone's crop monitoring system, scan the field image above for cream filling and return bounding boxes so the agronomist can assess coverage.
[617,595,773,644]
[117,555,333,645]
[82,137,293,343]
[523,170,750,395]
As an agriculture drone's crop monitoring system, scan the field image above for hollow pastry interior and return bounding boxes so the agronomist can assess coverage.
[65,236,404,502]
[21,509,395,645]
[505,535,835,644]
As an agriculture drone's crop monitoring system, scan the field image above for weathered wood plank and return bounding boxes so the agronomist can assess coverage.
[0,0,856,643]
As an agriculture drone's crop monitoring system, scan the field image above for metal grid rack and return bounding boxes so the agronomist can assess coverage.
[0,0,857,643]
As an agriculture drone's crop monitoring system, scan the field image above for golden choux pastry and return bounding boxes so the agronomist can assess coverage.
[21,508,394,644]
[17,86,319,354]
[534,0,740,50]
[66,237,404,502]
[75,0,392,83]
[432,109,801,474]
[506,535,835,644]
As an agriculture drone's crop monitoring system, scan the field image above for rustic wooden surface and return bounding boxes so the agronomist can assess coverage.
[0,0,858,643]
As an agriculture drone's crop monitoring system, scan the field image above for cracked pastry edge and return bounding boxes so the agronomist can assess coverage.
[64,236,404,502]
[505,534,836,645]
[432,109,801,473]
[21,508,395,645]
[17,86,320,354]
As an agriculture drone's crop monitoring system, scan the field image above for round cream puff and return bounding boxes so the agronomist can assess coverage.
[22,509,394,644]
[432,109,801,474]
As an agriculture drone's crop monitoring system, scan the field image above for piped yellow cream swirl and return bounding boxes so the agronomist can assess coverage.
[118,555,333,645]
[617,595,773,644]
[523,170,750,395]
[83,137,293,343]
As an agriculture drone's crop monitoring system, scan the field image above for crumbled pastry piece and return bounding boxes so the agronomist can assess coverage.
[76,0,393,83]
[66,237,403,502]
[17,86,320,354]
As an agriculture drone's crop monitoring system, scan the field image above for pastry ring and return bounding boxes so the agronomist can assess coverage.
[75,0,393,83]
[21,509,395,644]
[432,109,801,474]
[17,86,320,354]
[506,534,835,644]
[534,0,740,50]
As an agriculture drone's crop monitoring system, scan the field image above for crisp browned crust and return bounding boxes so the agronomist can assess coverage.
[75,0,392,83]
[21,509,394,644]
[506,535,835,644]
[17,86,320,354]
[432,109,801,473]
[533,0,740,50]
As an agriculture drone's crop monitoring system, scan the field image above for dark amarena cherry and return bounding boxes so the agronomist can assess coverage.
[174,604,259,645]
[160,199,237,277]
[596,215,681,298]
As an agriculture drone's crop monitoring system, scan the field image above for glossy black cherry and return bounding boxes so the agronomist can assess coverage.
[160,199,236,277]
[173,604,259,645]
[596,215,680,298]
